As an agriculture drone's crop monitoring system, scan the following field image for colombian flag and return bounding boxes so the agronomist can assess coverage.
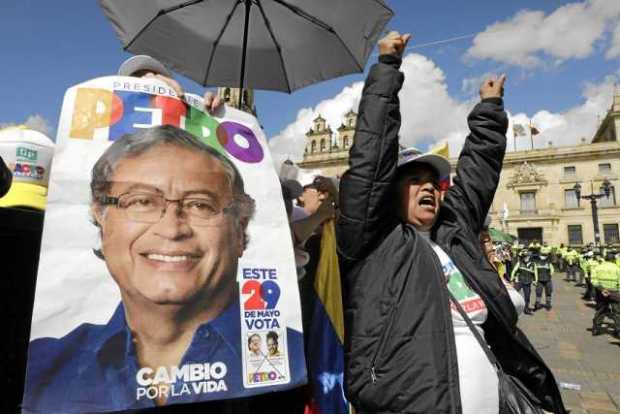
[431,141,451,191]
[306,220,348,414]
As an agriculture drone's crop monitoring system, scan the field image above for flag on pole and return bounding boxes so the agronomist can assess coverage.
[501,202,509,222]
[430,141,450,158]
[430,142,451,191]
[306,220,348,414]
[513,124,527,137]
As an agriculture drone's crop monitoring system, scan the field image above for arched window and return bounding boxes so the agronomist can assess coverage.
[311,141,316,153]
[320,139,326,152]
[344,136,349,148]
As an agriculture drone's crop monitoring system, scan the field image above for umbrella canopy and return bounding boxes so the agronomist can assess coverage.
[489,227,516,244]
[99,0,393,93]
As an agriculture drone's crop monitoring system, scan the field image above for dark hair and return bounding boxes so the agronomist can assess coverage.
[90,125,256,258]
[266,331,279,344]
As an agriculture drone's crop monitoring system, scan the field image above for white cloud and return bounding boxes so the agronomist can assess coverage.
[24,115,54,137]
[0,114,54,138]
[269,82,363,169]
[270,54,617,168]
[465,0,620,67]
[607,22,620,59]
[269,53,474,164]
[509,74,617,151]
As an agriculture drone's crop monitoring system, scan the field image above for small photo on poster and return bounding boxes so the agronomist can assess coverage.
[244,329,289,387]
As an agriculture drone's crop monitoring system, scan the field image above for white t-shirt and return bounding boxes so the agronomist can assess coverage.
[420,232,499,414]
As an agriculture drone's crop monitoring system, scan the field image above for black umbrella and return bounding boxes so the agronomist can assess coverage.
[99,0,392,104]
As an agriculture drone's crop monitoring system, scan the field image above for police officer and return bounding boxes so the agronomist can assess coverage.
[534,252,554,311]
[565,248,580,282]
[511,250,537,315]
[558,243,567,272]
[582,251,598,301]
[591,253,620,336]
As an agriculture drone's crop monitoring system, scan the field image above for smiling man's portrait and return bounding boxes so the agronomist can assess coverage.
[22,125,304,413]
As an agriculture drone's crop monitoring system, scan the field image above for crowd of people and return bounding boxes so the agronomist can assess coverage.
[2,30,619,414]
[475,238,620,336]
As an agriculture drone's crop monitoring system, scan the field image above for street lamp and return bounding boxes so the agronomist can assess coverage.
[573,179,612,252]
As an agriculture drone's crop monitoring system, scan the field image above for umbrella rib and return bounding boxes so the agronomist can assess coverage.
[270,0,364,72]
[124,0,205,50]
[203,0,243,86]
[255,0,291,93]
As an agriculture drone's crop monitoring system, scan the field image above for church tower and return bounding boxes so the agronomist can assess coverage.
[216,87,257,115]
[304,115,332,156]
[335,110,357,153]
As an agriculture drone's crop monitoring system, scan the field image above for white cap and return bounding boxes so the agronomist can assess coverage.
[0,126,55,210]
[397,147,450,179]
[118,55,172,78]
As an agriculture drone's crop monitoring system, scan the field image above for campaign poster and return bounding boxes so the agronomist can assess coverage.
[22,77,306,414]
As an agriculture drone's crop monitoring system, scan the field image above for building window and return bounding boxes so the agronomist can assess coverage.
[320,139,326,152]
[604,224,620,244]
[563,166,576,176]
[564,189,579,208]
[520,192,536,213]
[599,185,616,207]
[598,163,612,174]
[567,225,583,245]
[343,136,349,148]
[311,141,316,153]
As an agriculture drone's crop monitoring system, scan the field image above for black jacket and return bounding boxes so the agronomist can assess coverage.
[337,56,566,414]
[513,261,537,284]
[0,156,12,198]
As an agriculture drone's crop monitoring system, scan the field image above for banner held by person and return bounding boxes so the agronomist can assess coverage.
[22,76,306,414]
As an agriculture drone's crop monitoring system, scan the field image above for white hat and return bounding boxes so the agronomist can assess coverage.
[397,147,450,179]
[118,55,172,78]
[0,126,55,210]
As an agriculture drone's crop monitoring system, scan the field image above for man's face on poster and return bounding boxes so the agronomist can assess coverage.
[94,144,245,306]
[267,337,278,356]
[249,334,261,354]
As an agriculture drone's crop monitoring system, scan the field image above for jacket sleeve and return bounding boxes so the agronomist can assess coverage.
[337,55,404,261]
[442,98,508,235]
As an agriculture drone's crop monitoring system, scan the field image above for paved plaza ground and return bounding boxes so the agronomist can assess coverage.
[518,273,620,413]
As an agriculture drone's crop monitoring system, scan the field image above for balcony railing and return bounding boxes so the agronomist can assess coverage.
[515,208,560,218]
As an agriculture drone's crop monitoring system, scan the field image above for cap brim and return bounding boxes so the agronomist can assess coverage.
[118,55,172,78]
[397,153,451,179]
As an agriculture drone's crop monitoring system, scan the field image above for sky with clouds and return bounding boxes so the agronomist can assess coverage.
[1,0,619,169]
[270,0,620,166]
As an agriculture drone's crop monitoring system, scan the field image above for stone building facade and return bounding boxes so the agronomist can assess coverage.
[484,141,620,246]
[298,90,620,247]
[298,111,357,177]
[485,89,620,246]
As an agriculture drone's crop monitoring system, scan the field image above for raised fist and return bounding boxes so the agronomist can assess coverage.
[378,31,412,58]
[479,74,506,100]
